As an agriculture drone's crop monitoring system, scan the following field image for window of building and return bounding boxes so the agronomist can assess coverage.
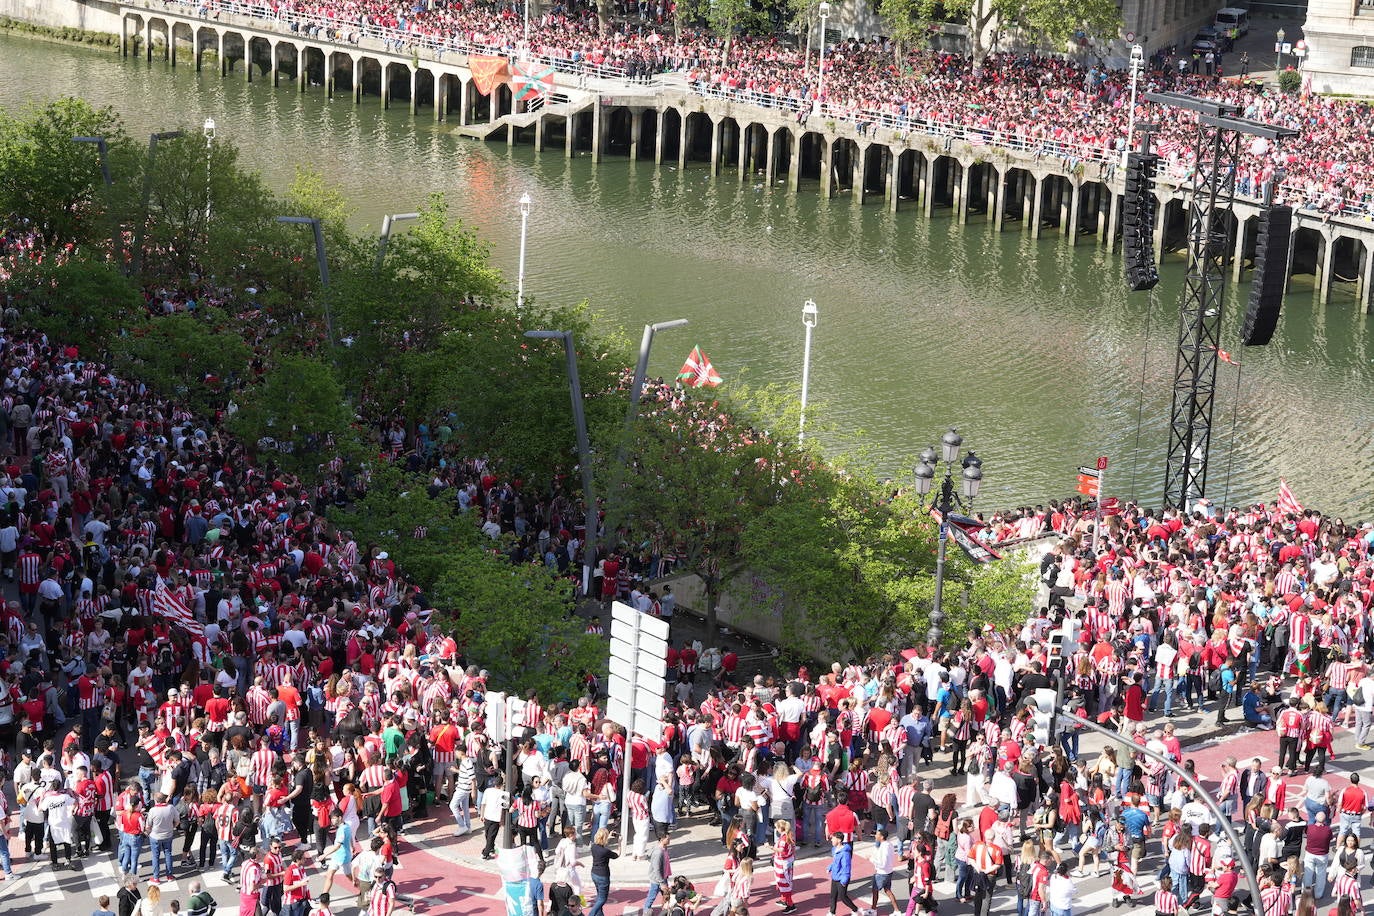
[1353,46,1374,67]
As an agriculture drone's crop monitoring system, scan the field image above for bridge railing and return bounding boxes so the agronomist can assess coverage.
[132,0,1374,223]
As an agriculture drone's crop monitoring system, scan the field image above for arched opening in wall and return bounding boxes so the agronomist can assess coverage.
[896,149,919,201]
[718,117,741,170]
[830,139,856,193]
[170,22,193,66]
[329,52,353,94]
[1076,181,1105,237]
[1209,209,1239,264]
[928,155,954,209]
[1036,174,1065,231]
[637,110,658,160]
[572,110,594,152]
[1288,226,1322,291]
[221,33,245,74]
[276,43,300,84]
[303,47,327,87]
[603,107,633,156]
[195,26,216,70]
[1001,167,1031,224]
[146,18,169,58]
[771,129,794,184]
[1160,198,1188,253]
[797,131,824,185]
[414,69,435,112]
[1332,236,1366,302]
[470,86,494,122]
[384,64,412,106]
[659,109,682,162]
[684,112,712,163]
[494,83,513,119]
[964,161,990,217]
[246,36,271,80]
[862,145,887,199]
[358,59,383,99]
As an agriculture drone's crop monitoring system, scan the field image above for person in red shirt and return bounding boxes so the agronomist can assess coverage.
[825,796,859,841]
[1337,773,1368,837]
[283,848,311,916]
[377,764,408,833]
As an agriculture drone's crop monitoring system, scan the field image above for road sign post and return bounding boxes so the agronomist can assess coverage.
[606,600,669,857]
[1093,456,1108,552]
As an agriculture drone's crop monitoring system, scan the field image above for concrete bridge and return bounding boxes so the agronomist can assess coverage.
[117,0,1374,308]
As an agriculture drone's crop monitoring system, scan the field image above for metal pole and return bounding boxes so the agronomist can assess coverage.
[502,703,516,848]
[818,10,829,100]
[132,130,185,276]
[1060,710,1263,912]
[930,474,950,647]
[203,118,215,225]
[1123,51,1141,168]
[627,319,688,429]
[1092,464,1105,553]
[517,193,531,310]
[375,212,419,271]
[526,330,599,596]
[799,302,816,443]
[73,137,119,266]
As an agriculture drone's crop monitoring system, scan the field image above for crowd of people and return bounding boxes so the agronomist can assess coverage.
[0,270,1370,916]
[166,0,1374,218]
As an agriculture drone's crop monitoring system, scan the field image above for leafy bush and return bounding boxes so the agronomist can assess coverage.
[1278,68,1302,95]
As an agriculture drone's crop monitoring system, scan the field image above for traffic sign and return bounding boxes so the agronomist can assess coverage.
[1077,466,1101,478]
[1097,456,1109,471]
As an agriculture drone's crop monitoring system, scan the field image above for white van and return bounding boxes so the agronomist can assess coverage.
[1214,7,1250,38]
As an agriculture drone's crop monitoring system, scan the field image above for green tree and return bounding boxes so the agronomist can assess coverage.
[1,253,142,355]
[955,550,1039,639]
[878,0,930,63]
[912,0,1120,65]
[227,355,353,475]
[333,465,601,702]
[612,388,809,641]
[0,98,129,248]
[112,310,252,415]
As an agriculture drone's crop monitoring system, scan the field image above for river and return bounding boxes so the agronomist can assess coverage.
[2,31,1371,515]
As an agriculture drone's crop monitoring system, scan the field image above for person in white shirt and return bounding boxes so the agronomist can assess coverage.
[1353,671,1374,750]
[868,828,901,913]
[1048,862,1077,916]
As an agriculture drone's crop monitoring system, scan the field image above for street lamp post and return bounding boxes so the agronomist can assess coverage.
[913,428,983,648]
[516,193,532,310]
[525,330,599,597]
[1122,44,1144,168]
[817,1,831,102]
[1276,28,1286,71]
[799,300,818,443]
[276,216,334,350]
[73,136,120,266]
[627,319,690,427]
[203,118,216,224]
[132,130,186,276]
[375,212,420,270]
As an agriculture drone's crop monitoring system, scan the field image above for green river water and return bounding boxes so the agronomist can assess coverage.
[2,31,1372,514]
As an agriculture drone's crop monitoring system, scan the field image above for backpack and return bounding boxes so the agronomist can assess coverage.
[935,810,954,840]
[1016,864,1035,897]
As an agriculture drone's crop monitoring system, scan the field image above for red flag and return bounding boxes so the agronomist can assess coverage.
[469,55,510,97]
[1276,478,1303,517]
[154,583,204,638]
[676,346,722,388]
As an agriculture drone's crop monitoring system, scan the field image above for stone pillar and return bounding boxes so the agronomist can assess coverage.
[854,143,866,204]
[352,57,362,104]
[1030,176,1045,239]
[1066,181,1080,246]
[957,162,972,224]
[381,65,390,109]
[631,109,644,161]
[1105,190,1121,251]
[1022,174,1036,233]
[993,167,1006,232]
[922,156,935,218]
[409,68,418,115]
[679,112,690,170]
[245,39,253,82]
[435,74,444,122]
[566,112,576,158]
[459,79,469,126]
[1319,234,1335,304]
[170,26,177,67]
[270,42,279,87]
[788,132,802,194]
[120,15,127,57]
[299,49,308,93]
[1232,216,1248,281]
[534,113,545,152]
[655,109,666,165]
[592,100,603,164]
[218,33,225,76]
[737,125,749,183]
[821,138,834,199]
[709,118,721,177]
[888,148,900,214]
[1153,196,1168,266]
[146,21,153,62]
[1361,242,1374,313]
[765,129,777,187]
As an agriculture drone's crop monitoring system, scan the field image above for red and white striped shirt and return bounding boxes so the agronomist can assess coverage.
[251,747,277,787]
[627,791,649,822]
[1155,889,1180,915]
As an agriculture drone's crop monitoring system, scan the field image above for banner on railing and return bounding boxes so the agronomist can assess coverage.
[512,60,556,102]
[470,55,509,96]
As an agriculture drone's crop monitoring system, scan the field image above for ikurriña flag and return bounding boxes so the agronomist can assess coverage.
[677,346,722,388]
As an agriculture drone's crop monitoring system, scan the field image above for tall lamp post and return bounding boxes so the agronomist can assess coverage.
[72,136,120,266]
[276,216,334,351]
[516,192,532,310]
[798,299,818,443]
[913,428,983,647]
[375,212,420,270]
[132,129,186,276]
[1122,44,1144,168]
[525,330,599,597]
[627,319,689,427]
[1276,28,1286,71]
[203,118,216,224]
[817,1,831,101]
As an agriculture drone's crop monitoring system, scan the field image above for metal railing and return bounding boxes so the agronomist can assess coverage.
[132,0,1374,223]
